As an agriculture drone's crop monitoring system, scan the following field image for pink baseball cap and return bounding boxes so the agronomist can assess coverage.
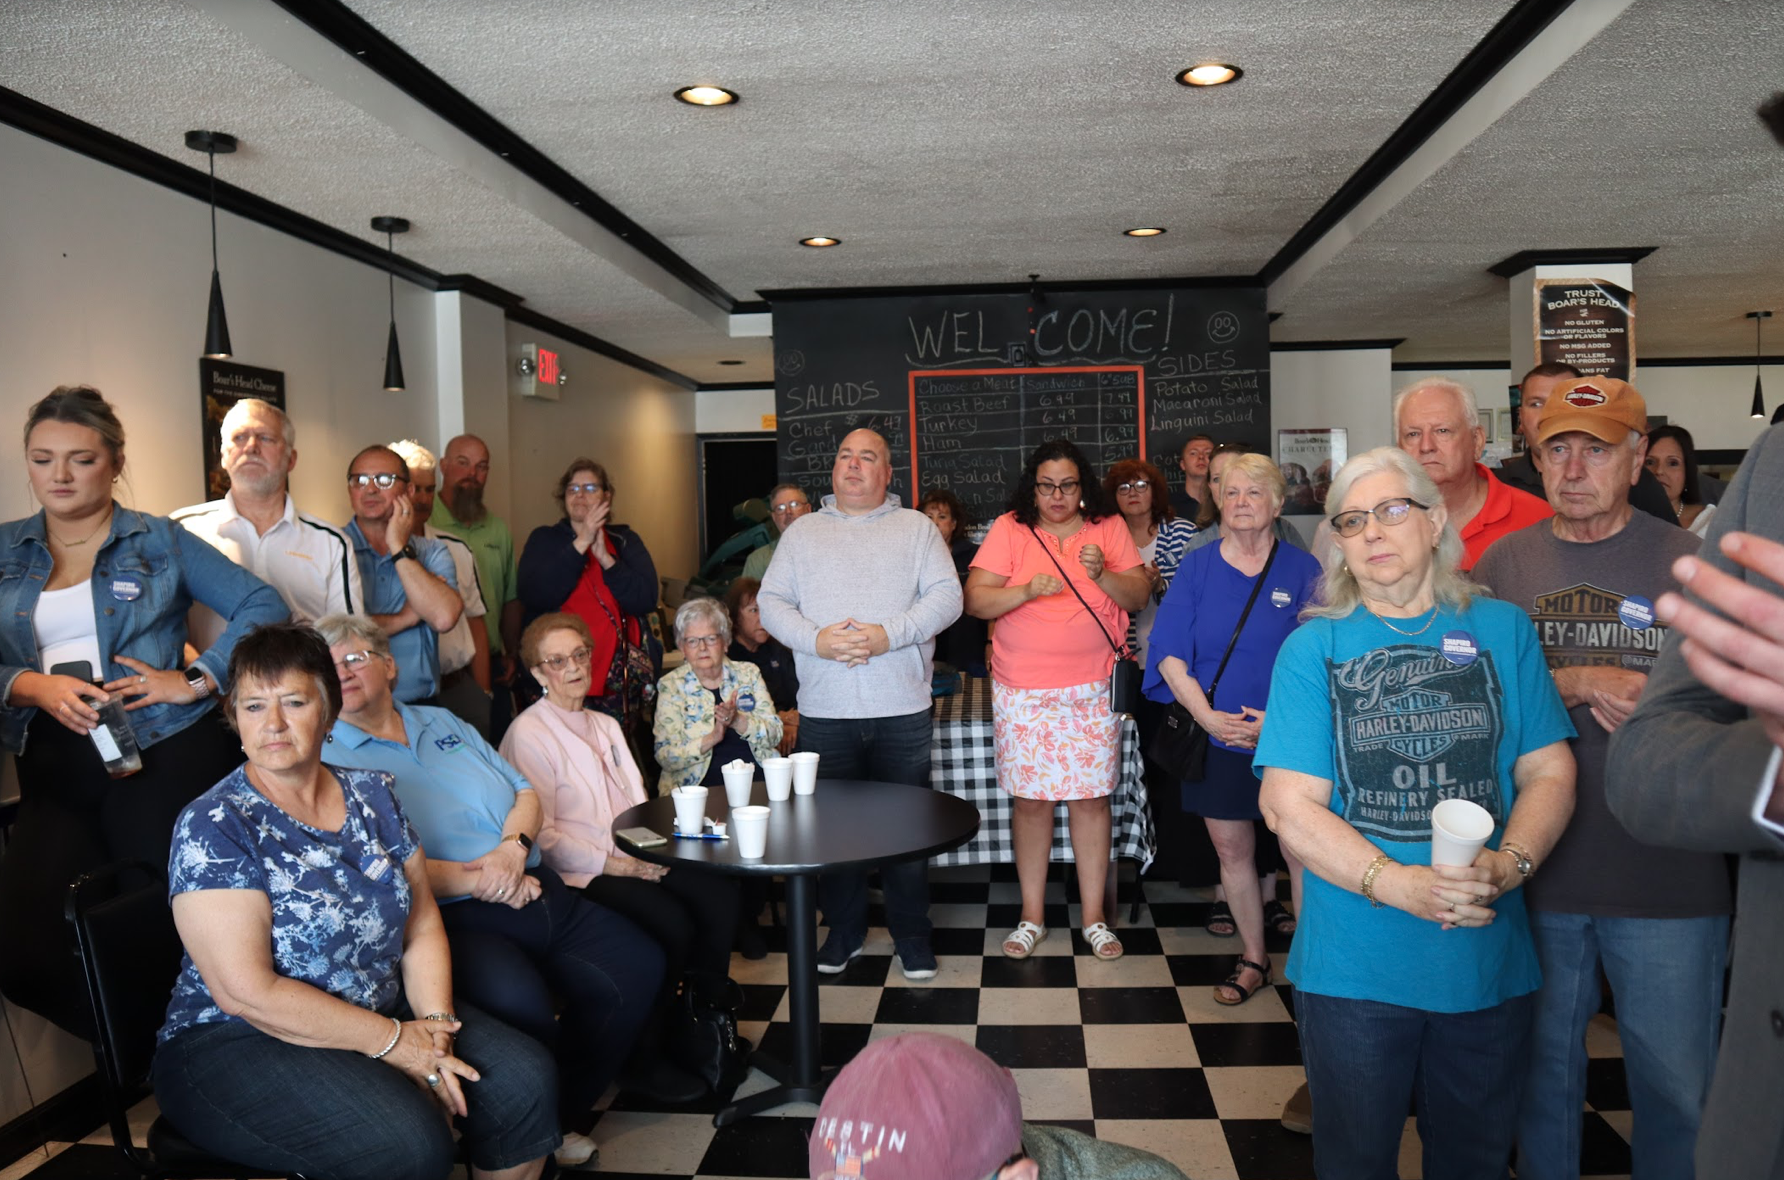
[809,1033,1023,1180]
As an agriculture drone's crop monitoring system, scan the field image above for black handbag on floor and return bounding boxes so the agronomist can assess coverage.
[669,977,749,1092]
[1148,540,1278,781]
[1029,527,1141,717]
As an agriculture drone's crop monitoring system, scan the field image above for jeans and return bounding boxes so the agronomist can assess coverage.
[1517,910,1728,1180]
[798,710,934,945]
[438,864,664,1124]
[153,1001,560,1180]
[1297,989,1535,1180]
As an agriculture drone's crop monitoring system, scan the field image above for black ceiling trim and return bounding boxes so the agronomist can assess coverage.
[760,275,1259,301]
[270,0,739,315]
[506,306,698,392]
[1485,247,1659,277]
[1257,0,1576,289]
[435,273,524,308]
[732,300,772,316]
[1391,360,1510,371]
[696,381,775,392]
[1271,339,1405,352]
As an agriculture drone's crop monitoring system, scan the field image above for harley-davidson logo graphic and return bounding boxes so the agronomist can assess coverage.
[1562,385,1607,408]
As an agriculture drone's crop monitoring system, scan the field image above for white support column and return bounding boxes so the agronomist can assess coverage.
[431,290,514,521]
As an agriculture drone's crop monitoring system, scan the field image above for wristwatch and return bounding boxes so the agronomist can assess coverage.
[508,833,534,853]
[183,666,213,700]
[397,542,419,563]
[1500,842,1535,880]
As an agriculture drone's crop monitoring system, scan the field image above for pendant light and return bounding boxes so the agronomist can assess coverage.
[185,130,237,358]
[371,217,410,392]
[1749,311,1772,420]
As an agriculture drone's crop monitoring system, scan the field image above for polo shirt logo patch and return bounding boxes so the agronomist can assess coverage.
[434,734,464,753]
[1562,385,1607,408]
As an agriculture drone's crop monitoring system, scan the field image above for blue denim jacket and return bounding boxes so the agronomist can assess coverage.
[0,506,289,754]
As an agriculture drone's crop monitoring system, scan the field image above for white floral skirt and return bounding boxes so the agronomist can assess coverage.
[992,679,1119,801]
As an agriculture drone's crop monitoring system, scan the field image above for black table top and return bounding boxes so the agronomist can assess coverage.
[613,780,980,876]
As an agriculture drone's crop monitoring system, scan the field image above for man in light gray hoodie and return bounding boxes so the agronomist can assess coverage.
[758,429,963,979]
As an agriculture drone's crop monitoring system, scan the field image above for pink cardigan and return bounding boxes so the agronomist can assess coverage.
[498,698,648,887]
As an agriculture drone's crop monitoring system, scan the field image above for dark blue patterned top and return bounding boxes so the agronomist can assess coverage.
[158,764,420,1043]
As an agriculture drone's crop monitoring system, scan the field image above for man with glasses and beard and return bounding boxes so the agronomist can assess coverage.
[432,434,523,730]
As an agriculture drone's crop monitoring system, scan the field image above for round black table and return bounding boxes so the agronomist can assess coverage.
[614,779,979,1124]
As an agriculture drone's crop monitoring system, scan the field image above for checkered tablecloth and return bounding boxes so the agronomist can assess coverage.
[929,676,1155,871]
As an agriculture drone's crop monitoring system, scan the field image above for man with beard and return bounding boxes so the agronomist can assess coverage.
[431,435,522,727]
[173,398,361,646]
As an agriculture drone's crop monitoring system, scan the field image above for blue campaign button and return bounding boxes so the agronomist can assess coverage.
[110,576,143,602]
[738,690,757,712]
[1439,630,1479,666]
[1617,594,1655,630]
[1270,587,1292,608]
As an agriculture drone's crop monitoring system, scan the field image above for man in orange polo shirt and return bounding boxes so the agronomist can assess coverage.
[1395,376,1552,569]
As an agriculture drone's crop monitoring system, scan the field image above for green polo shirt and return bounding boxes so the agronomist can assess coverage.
[430,502,517,653]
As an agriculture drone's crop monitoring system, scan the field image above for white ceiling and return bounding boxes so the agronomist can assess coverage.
[3,0,1781,383]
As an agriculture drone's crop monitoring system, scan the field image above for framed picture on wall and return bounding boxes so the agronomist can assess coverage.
[1497,408,1516,442]
[1478,409,1496,444]
[1277,428,1346,516]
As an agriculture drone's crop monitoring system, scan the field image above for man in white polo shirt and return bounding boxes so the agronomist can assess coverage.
[172,398,361,648]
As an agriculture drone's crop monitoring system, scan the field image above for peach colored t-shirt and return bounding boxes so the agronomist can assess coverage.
[973,512,1141,690]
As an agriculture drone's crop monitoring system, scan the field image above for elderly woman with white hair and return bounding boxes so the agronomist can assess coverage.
[653,597,783,795]
[1144,452,1322,1007]
[1255,447,1576,1180]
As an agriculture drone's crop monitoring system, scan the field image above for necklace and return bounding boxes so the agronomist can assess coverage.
[1366,604,1440,637]
[47,511,112,548]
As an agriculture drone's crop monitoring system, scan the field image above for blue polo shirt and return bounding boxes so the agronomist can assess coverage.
[327,703,540,902]
[346,521,458,702]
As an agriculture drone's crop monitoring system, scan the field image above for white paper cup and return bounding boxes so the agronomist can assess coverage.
[761,757,793,802]
[1430,798,1495,867]
[671,785,709,835]
[721,762,754,808]
[789,751,820,795]
[732,805,771,859]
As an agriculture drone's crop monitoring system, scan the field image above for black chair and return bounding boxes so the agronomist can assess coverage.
[65,860,300,1179]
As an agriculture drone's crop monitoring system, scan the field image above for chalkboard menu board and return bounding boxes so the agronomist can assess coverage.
[772,288,1268,521]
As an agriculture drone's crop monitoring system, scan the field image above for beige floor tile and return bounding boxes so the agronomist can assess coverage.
[591,1111,718,1173]
[1201,1064,1308,1119]
[1398,1115,1422,1179]
[976,987,1084,1025]
[728,952,789,986]
[861,926,895,954]
[1074,954,1176,987]
[1586,1012,1624,1058]
[1096,1119,1239,1180]
[738,1019,770,1047]
[982,926,1076,956]
[884,955,984,988]
[1598,1109,1634,1142]
[867,1023,977,1046]
[1157,925,1246,955]
[0,1144,69,1180]
[1083,1023,1201,1069]
[772,984,884,1024]
[729,1069,819,1118]
[1177,983,1294,1023]
[1009,1067,1094,1120]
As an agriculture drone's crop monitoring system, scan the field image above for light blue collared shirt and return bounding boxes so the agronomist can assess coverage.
[345,521,457,702]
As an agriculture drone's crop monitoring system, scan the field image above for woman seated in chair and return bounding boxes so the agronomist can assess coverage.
[153,623,557,1180]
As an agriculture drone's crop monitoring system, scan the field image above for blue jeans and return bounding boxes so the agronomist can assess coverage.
[153,1001,559,1180]
[439,864,664,1123]
[798,711,934,946]
[1517,910,1728,1180]
[1297,989,1534,1180]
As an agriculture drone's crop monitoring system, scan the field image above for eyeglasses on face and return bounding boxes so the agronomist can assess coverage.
[1036,479,1081,498]
[1329,497,1428,538]
[565,482,606,495]
[536,646,592,671]
[682,634,723,649]
[334,649,382,670]
[347,472,408,490]
[771,500,810,516]
[1116,479,1151,494]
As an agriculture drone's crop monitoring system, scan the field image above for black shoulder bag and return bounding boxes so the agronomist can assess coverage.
[1028,527,1142,717]
[1148,540,1278,782]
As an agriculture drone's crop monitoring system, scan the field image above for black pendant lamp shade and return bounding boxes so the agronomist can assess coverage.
[186,130,237,358]
[1749,311,1772,420]
[372,217,410,392]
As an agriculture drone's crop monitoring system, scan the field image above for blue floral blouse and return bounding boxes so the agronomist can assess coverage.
[158,764,420,1043]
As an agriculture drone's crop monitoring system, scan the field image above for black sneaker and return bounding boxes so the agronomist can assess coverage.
[815,933,863,974]
[736,922,768,961]
[895,938,938,981]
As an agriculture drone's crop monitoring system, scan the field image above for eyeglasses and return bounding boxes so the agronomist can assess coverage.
[682,634,723,649]
[537,646,592,671]
[1329,497,1429,538]
[565,482,606,495]
[334,649,381,670]
[1115,479,1151,494]
[771,500,810,516]
[347,472,408,490]
[1036,479,1081,498]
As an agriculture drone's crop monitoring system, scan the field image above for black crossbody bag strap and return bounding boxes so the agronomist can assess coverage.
[1200,540,1279,708]
[1028,527,1127,655]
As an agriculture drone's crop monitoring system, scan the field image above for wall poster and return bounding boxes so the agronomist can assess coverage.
[1277,427,1346,516]
[1534,278,1634,380]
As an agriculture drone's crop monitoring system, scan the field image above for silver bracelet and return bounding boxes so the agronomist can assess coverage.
[367,1016,402,1060]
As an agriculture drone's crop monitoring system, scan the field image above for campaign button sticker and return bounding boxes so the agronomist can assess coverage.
[738,690,757,713]
[1270,587,1292,608]
[1617,594,1655,630]
[110,576,143,602]
[1439,630,1479,666]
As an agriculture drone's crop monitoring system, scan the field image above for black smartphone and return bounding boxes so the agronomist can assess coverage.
[49,660,94,683]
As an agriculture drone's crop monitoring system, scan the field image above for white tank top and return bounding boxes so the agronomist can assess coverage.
[34,581,105,680]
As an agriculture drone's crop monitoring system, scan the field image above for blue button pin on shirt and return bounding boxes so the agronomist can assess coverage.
[110,576,143,602]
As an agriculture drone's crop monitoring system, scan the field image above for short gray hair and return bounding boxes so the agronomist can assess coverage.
[674,597,731,648]
[314,612,390,659]
[387,438,438,483]
[1393,378,1480,435]
[221,398,295,447]
[1304,447,1475,620]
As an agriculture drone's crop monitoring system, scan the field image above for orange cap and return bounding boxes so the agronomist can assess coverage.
[1534,376,1648,445]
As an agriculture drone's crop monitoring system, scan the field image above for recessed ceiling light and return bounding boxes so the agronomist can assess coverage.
[1124,227,1167,237]
[1177,64,1242,87]
[799,236,841,248]
[718,359,744,365]
[675,85,738,106]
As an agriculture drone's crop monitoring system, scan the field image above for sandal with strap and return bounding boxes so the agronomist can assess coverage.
[1205,899,1237,938]
[1083,922,1124,960]
[1001,921,1047,959]
[1265,899,1297,935]
[1213,956,1273,1006]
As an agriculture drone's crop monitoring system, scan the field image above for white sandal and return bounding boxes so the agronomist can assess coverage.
[1001,920,1047,959]
[1083,922,1124,960]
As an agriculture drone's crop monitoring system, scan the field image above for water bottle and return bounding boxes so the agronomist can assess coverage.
[88,686,143,778]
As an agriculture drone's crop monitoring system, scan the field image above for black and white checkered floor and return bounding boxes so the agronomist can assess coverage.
[2,866,1640,1180]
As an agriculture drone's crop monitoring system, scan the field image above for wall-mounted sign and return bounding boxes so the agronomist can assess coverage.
[514,343,567,400]
[1535,278,1634,380]
[198,359,286,501]
[1277,427,1346,515]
